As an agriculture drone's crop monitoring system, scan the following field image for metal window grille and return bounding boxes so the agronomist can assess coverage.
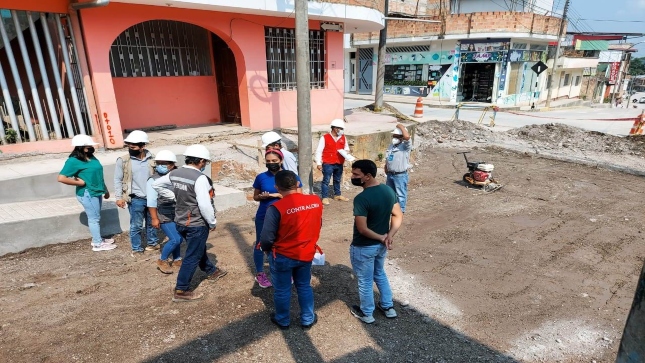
[109,20,212,77]
[265,27,326,92]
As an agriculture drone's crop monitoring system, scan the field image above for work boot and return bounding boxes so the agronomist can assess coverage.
[156,259,173,274]
[171,258,182,271]
[145,244,160,251]
[206,268,228,282]
[172,289,204,302]
[322,198,330,205]
[334,195,350,202]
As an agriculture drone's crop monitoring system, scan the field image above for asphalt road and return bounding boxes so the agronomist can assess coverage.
[344,98,645,136]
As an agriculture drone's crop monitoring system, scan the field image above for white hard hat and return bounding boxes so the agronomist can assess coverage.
[183,144,211,161]
[71,134,99,147]
[123,130,149,144]
[330,119,345,128]
[261,131,282,148]
[155,150,177,163]
[392,127,404,135]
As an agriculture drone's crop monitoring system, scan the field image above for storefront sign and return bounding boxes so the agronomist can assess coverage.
[460,51,506,63]
[385,51,454,65]
[508,50,544,62]
[608,62,620,84]
[460,40,510,52]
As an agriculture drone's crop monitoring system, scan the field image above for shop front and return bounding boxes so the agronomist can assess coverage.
[383,47,454,97]
[457,39,510,103]
[496,44,547,106]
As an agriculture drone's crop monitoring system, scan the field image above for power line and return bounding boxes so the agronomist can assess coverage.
[579,19,645,23]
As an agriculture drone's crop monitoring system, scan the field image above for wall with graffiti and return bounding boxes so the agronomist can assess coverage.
[495,91,540,106]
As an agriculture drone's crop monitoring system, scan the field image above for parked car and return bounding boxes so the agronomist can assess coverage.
[640,97,645,104]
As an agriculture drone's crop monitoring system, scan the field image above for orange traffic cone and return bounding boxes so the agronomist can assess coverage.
[630,112,645,135]
[413,97,423,118]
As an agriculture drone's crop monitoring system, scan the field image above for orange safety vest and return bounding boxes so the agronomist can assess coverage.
[321,133,346,165]
[271,193,323,262]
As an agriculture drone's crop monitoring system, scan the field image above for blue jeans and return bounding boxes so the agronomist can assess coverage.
[76,190,103,246]
[254,217,267,274]
[350,244,394,317]
[128,197,158,252]
[270,253,315,326]
[175,225,217,291]
[160,222,182,261]
[321,163,343,199]
[386,172,409,213]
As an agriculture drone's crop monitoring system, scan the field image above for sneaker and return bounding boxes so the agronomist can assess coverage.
[322,198,330,205]
[255,272,272,288]
[156,259,173,274]
[350,305,375,324]
[145,244,160,251]
[130,250,144,258]
[301,313,318,330]
[171,258,182,271]
[270,313,289,330]
[92,243,117,252]
[206,268,228,281]
[172,289,204,302]
[102,238,115,244]
[334,195,350,202]
[377,302,398,319]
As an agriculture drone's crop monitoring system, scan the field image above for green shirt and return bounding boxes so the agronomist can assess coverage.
[352,184,397,247]
[59,156,107,197]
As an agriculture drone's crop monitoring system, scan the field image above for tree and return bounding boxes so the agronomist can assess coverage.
[630,57,645,76]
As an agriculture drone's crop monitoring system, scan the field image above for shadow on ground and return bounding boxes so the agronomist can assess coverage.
[140,222,519,363]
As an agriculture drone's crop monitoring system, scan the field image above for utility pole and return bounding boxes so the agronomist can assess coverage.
[374,0,389,112]
[545,0,570,108]
[295,0,313,193]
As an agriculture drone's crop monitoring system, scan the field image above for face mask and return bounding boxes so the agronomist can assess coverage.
[266,163,281,172]
[392,138,401,145]
[128,148,141,157]
[337,129,344,136]
[85,147,95,156]
[156,165,169,175]
[351,177,364,186]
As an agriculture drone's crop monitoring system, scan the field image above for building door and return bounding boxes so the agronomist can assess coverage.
[350,58,356,92]
[212,35,241,123]
[358,48,373,95]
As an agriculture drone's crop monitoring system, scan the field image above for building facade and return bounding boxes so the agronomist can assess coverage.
[0,0,384,153]
[346,0,563,106]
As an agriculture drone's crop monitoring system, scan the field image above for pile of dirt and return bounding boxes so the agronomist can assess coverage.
[508,123,645,155]
[415,120,645,158]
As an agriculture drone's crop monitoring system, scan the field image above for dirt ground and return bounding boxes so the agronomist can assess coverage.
[1,132,644,362]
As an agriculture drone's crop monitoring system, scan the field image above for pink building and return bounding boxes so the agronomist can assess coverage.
[0,0,383,153]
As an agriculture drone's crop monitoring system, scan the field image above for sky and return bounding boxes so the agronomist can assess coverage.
[566,0,645,56]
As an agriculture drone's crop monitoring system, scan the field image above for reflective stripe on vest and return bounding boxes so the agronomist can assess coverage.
[272,193,323,262]
[321,133,346,165]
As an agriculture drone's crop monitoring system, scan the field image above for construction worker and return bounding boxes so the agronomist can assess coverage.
[348,159,403,324]
[58,135,116,252]
[261,131,298,173]
[146,150,182,274]
[114,130,158,256]
[260,170,323,330]
[384,124,412,213]
[153,144,227,302]
[314,118,356,205]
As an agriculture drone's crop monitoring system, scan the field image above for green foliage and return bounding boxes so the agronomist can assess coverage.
[5,128,17,144]
[630,57,645,76]
[377,153,384,161]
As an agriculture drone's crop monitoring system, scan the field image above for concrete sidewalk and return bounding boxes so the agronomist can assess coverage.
[344,93,590,111]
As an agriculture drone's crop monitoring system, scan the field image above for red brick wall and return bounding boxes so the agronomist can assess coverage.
[353,11,562,42]
[316,0,385,13]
